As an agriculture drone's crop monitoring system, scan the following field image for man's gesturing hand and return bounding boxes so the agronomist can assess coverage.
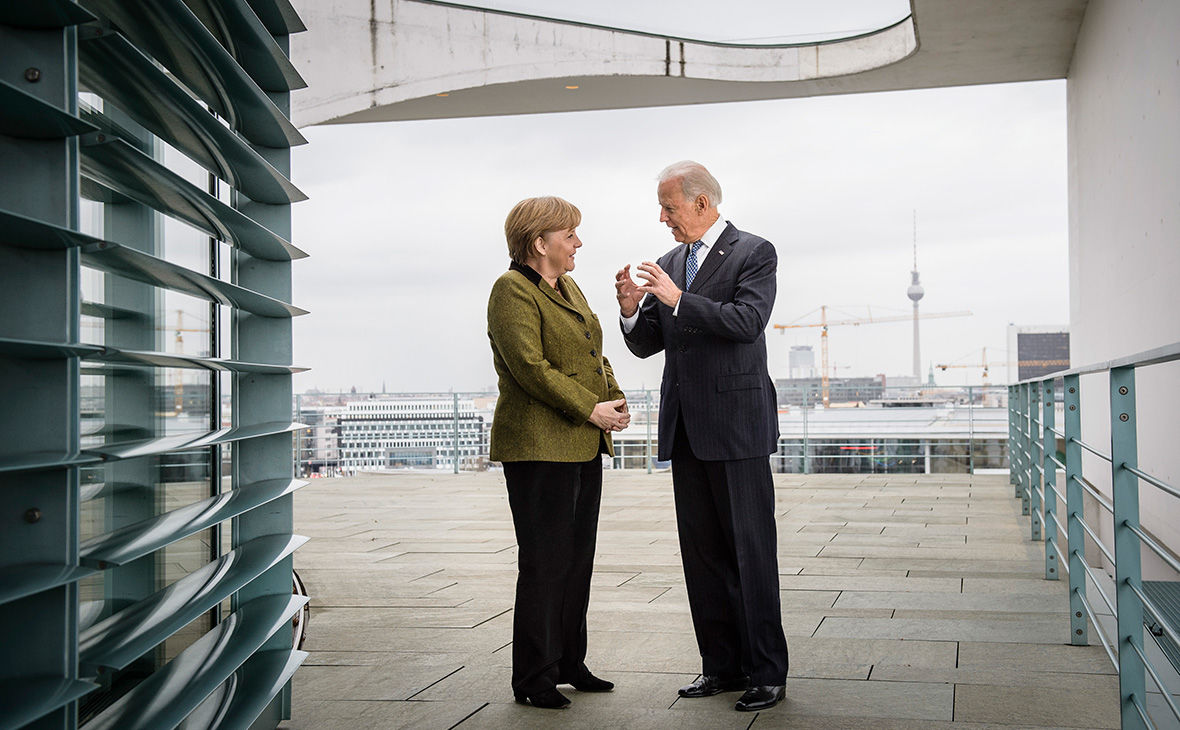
[635,261,682,308]
[615,264,643,317]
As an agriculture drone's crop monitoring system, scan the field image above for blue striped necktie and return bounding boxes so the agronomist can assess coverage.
[685,240,704,289]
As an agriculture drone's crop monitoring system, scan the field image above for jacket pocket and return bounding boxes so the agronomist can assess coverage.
[717,373,761,391]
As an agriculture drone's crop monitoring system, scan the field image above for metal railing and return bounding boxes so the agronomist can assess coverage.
[294,384,1011,476]
[1010,342,1180,729]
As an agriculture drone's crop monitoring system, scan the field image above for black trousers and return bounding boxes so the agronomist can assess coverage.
[503,457,602,694]
[671,417,789,685]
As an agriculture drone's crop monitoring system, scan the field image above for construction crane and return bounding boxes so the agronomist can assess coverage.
[773,305,972,407]
[171,310,208,413]
[936,347,1069,384]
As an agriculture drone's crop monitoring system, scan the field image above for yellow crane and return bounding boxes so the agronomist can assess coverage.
[936,347,1069,384]
[773,306,972,407]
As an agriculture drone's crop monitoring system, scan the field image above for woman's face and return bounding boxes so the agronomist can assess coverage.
[539,227,582,274]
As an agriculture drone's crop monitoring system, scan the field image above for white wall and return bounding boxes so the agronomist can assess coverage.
[1067,0,1180,579]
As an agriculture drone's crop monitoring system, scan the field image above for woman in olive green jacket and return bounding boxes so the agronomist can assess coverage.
[487,196,629,709]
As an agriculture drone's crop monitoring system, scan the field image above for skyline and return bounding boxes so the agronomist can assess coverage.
[290,79,1069,393]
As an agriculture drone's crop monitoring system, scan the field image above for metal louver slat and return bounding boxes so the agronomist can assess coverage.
[79,534,307,673]
[182,0,307,92]
[0,2,96,28]
[89,420,306,462]
[0,564,98,605]
[80,479,308,568]
[243,0,306,35]
[85,594,309,730]
[87,346,309,374]
[0,336,104,360]
[0,677,102,730]
[80,136,305,260]
[202,649,309,730]
[0,79,99,139]
[78,0,306,147]
[79,30,307,204]
[0,208,102,251]
[81,240,309,317]
[0,451,104,475]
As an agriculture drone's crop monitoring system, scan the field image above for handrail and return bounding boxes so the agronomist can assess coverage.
[1073,474,1114,514]
[1076,590,1118,670]
[1070,436,1112,463]
[1123,463,1180,501]
[1010,341,1180,730]
[1124,522,1180,575]
[1075,514,1116,566]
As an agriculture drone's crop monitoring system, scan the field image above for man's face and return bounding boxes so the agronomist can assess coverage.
[657,178,710,244]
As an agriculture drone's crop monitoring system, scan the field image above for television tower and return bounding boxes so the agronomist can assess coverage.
[906,211,925,380]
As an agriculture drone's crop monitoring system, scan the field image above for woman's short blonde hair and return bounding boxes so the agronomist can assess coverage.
[504,196,582,264]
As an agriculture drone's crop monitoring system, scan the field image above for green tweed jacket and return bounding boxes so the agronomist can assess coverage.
[487,262,625,462]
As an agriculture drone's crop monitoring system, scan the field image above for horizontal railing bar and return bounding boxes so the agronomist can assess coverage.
[1050,510,1067,538]
[1124,523,1180,576]
[1076,590,1119,671]
[1046,480,1067,505]
[1126,581,1180,661]
[1122,463,1180,502]
[1070,436,1112,462]
[1075,549,1117,616]
[1048,426,1065,438]
[1047,453,1066,471]
[1049,536,1069,574]
[1130,692,1158,730]
[1073,474,1116,514]
[1076,515,1117,567]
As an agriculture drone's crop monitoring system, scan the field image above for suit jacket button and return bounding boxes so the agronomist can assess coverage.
[596,367,603,375]
[576,314,585,322]
[584,332,591,339]
[590,349,597,356]
[678,345,687,353]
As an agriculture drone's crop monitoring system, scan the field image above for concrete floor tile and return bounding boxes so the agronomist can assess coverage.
[814,616,1063,643]
[954,683,1120,728]
[956,641,1117,675]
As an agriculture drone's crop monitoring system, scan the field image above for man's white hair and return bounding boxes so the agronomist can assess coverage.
[658,160,722,208]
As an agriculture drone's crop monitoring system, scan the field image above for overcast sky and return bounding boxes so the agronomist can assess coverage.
[290,79,1068,394]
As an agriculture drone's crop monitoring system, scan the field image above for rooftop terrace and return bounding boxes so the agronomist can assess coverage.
[283,471,1118,728]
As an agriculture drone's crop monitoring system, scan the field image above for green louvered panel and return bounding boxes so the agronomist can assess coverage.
[1,0,307,726]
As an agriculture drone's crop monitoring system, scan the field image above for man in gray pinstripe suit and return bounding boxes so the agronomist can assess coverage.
[616,160,788,712]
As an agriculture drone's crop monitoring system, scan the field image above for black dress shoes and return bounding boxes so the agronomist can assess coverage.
[678,674,749,698]
[569,671,614,692]
[734,684,786,712]
[514,688,571,709]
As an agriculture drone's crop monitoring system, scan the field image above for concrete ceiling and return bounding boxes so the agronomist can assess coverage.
[291,0,1089,127]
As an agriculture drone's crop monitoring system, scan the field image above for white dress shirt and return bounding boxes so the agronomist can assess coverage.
[621,216,728,332]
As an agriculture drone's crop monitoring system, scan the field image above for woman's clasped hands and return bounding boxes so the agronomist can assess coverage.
[589,398,630,433]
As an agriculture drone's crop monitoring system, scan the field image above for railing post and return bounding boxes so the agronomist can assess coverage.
[1020,384,1030,516]
[1110,366,1146,729]
[1009,385,1019,494]
[1042,380,1058,579]
[1063,374,1087,645]
[1030,382,1042,541]
[968,385,975,474]
[802,390,810,475]
[452,392,460,474]
[645,389,652,475]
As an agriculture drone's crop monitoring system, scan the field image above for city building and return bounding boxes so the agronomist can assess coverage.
[1007,325,1071,382]
[787,345,816,379]
[774,376,885,407]
[337,397,489,472]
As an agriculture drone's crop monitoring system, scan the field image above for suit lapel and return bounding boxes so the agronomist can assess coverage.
[668,243,689,291]
[688,222,737,292]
